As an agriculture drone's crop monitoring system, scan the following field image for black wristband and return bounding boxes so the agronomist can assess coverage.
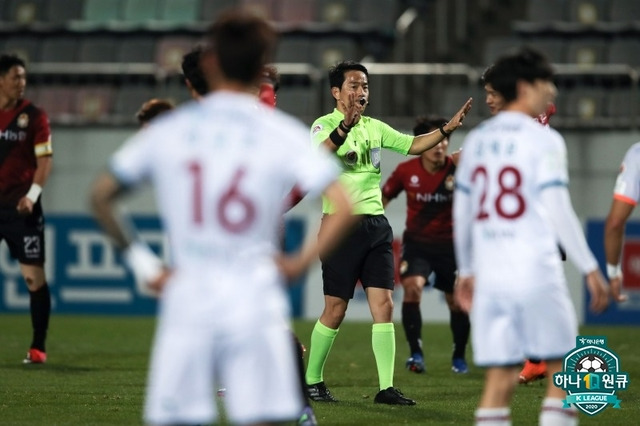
[339,120,352,134]
[439,123,452,137]
[329,128,346,147]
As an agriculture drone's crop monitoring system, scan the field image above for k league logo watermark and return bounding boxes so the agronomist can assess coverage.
[554,336,629,416]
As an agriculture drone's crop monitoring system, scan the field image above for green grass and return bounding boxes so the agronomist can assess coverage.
[0,315,638,425]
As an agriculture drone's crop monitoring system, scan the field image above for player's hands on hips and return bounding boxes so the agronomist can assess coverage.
[340,91,364,128]
[454,275,474,314]
[16,196,34,215]
[444,97,473,134]
[608,276,629,303]
[586,269,610,313]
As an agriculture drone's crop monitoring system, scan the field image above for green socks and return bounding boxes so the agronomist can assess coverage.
[305,320,339,385]
[372,322,396,390]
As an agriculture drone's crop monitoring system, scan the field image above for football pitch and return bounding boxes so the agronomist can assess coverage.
[0,314,638,425]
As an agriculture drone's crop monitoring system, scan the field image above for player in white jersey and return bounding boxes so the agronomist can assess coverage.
[454,47,610,426]
[603,143,637,302]
[89,9,353,426]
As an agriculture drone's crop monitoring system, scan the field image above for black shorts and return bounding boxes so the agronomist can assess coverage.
[0,201,46,264]
[399,239,456,293]
[321,215,395,300]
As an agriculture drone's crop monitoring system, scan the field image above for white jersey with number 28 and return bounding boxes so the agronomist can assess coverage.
[454,111,569,292]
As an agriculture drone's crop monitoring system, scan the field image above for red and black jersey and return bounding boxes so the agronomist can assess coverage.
[0,99,51,207]
[383,155,456,245]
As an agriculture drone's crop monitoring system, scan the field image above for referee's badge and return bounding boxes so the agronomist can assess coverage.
[370,147,380,169]
[445,174,455,191]
[17,113,29,128]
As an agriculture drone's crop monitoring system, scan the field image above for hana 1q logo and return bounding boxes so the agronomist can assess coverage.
[553,336,629,416]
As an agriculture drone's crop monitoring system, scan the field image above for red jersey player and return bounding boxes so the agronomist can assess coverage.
[0,54,53,364]
[382,115,470,374]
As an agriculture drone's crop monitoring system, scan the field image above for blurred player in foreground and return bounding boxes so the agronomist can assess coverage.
[382,115,470,375]
[455,47,610,426]
[483,66,561,385]
[90,9,353,426]
[0,54,53,364]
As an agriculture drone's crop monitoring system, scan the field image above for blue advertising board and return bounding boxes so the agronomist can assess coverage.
[586,220,640,325]
[0,214,307,317]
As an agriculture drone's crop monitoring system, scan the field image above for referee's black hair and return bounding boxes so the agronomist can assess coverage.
[328,61,369,89]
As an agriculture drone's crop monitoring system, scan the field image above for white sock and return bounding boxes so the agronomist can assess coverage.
[539,397,578,426]
[475,407,511,426]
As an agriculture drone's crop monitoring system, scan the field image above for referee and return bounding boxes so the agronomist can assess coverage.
[305,60,472,405]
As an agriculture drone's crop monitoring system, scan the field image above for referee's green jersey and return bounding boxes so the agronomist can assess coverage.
[311,109,413,215]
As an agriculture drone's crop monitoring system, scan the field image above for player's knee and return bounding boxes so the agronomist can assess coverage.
[23,275,44,291]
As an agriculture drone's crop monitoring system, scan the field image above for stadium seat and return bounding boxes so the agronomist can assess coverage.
[199,0,236,21]
[40,36,80,63]
[275,36,314,63]
[35,86,76,123]
[565,38,607,68]
[561,88,607,120]
[83,0,122,24]
[314,37,360,68]
[239,0,276,20]
[567,0,609,24]
[159,0,200,25]
[121,0,158,24]
[116,35,157,63]
[608,39,640,68]
[3,35,41,63]
[155,36,199,73]
[606,89,637,126]
[609,0,640,22]
[524,0,567,24]
[482,36,522,66]
[78,36,119,63]
[75,86,114,122]
[352,0,398,30]
[316,0,354,24]
[45,0,83,24]
[527,38,567,64]
[4,0,44,24]
[113,84,156,122]
[276,86,320,118]
[274,0,315,24]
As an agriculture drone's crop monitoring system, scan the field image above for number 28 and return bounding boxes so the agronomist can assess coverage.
[471,165,525,220]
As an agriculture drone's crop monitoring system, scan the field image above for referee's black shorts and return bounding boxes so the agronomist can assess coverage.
[321,214,395,300]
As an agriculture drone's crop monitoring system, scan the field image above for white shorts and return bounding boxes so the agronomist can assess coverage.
[471,284,578,367]
[144,268,303,425]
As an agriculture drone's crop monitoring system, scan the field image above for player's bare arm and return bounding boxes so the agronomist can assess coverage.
[408,98,472,155]
[585,269,610,313]
[604,198,632,302]
[454,276,474,314]
[90,172,170,294]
